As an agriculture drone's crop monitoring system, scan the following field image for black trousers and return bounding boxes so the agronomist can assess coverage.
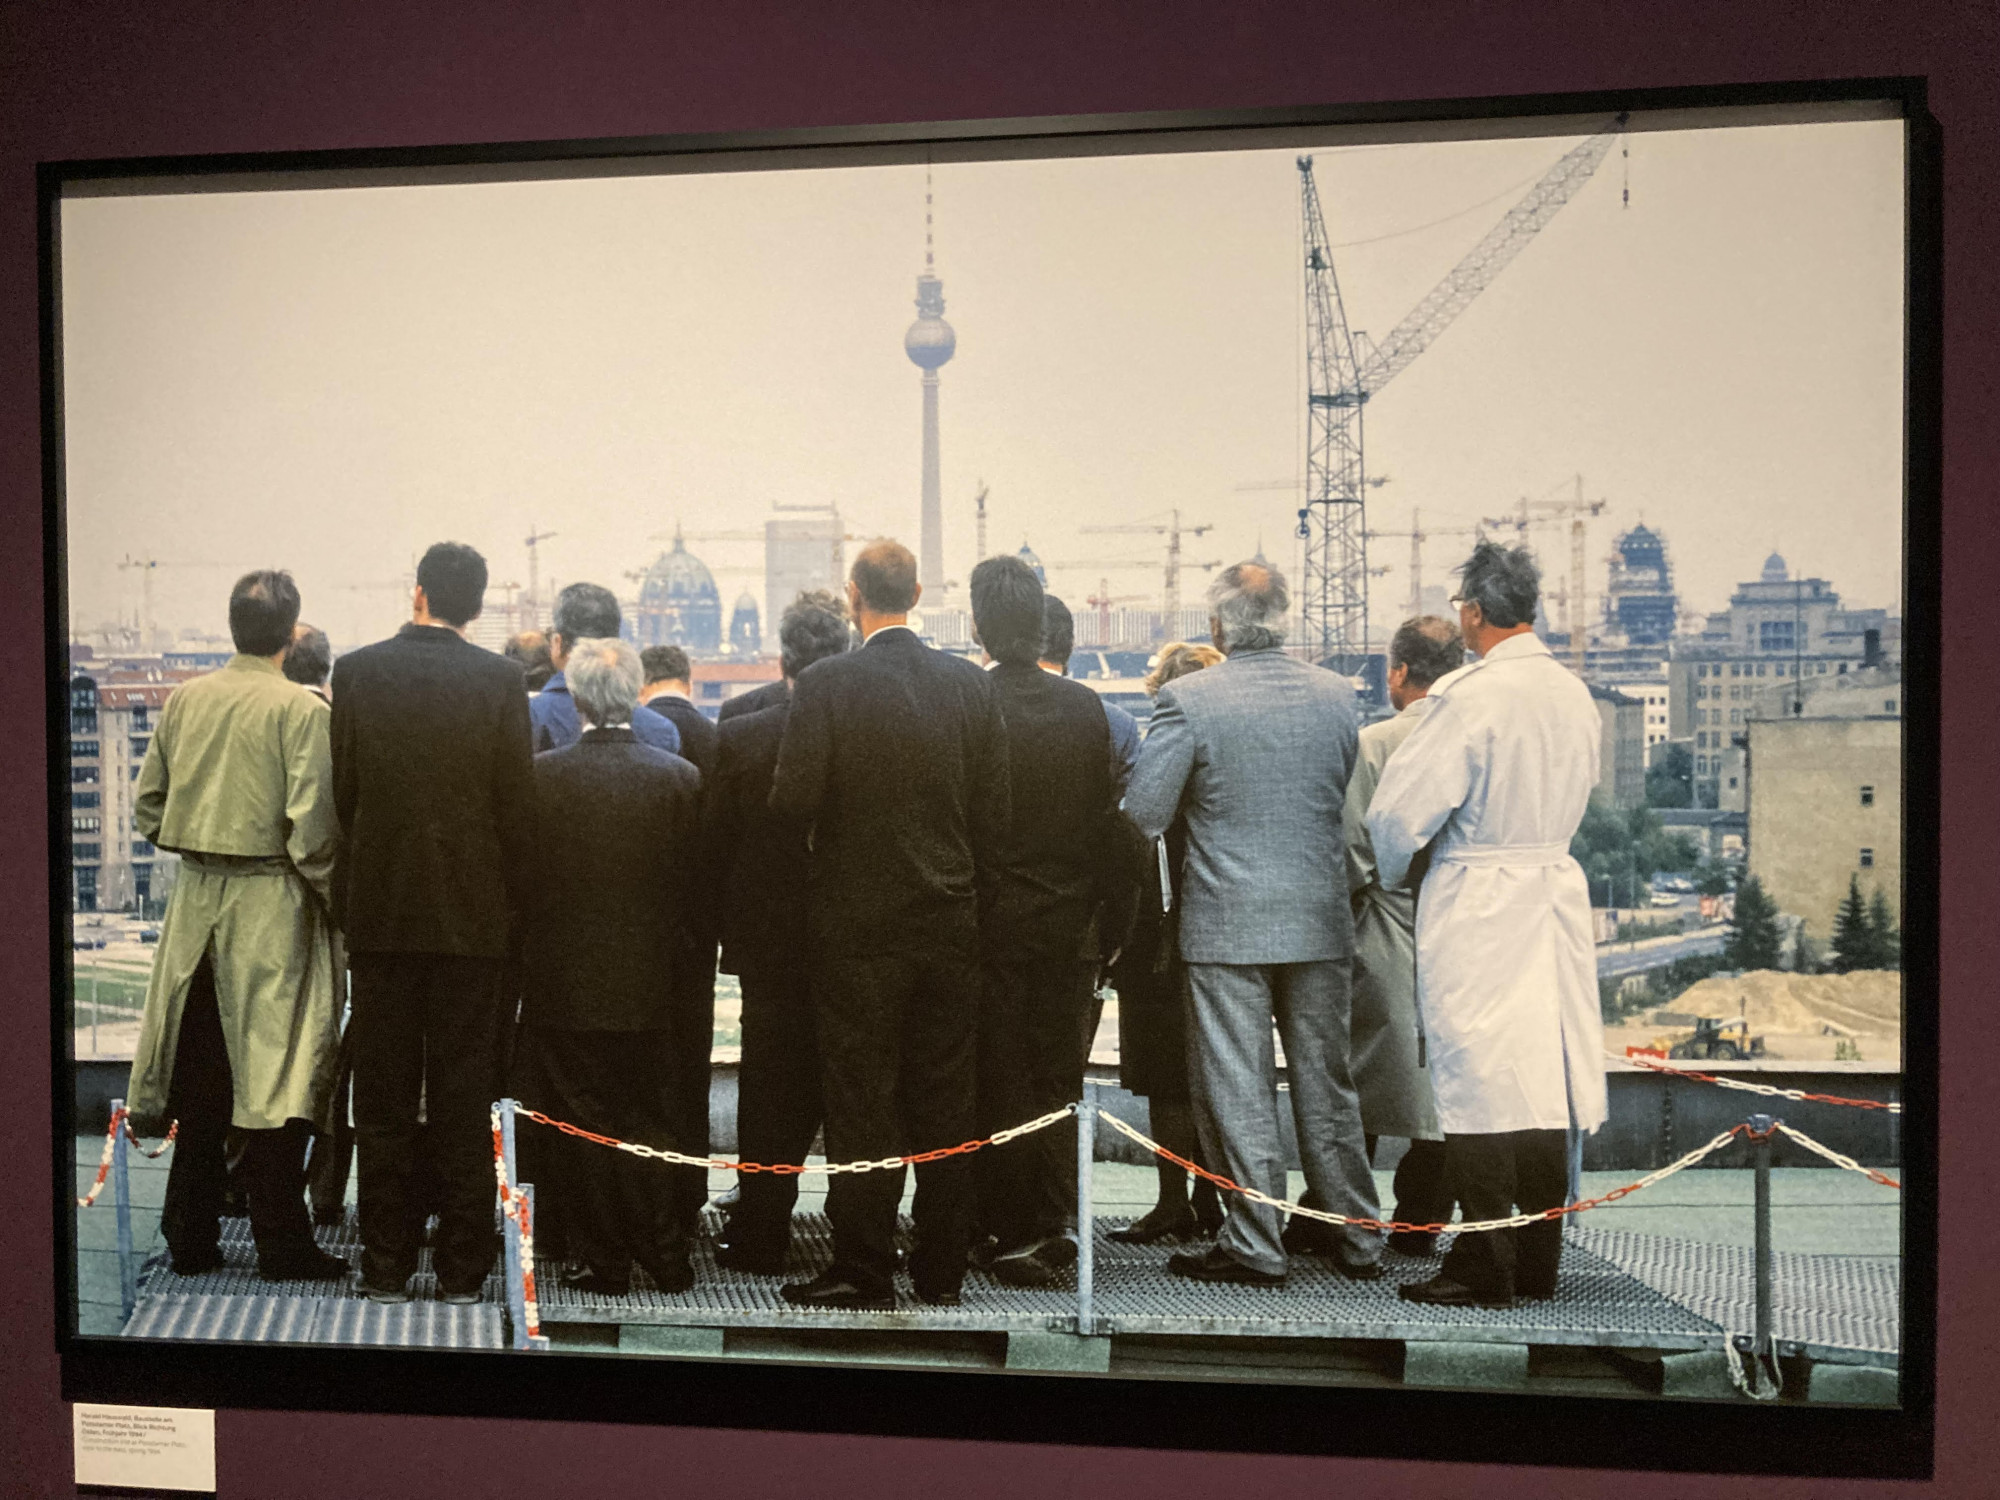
[1440,1128,1568,1298]
[519,1027,685,1282]
[161,954,317,1262]
[976,952,1094,1252]
[815,948,978,1297]
[1365,1135,1456,1231]
[728,960,822,1257]
[350,953,508,1294]
[307,1013,355,1223]
[669,964,716,1234]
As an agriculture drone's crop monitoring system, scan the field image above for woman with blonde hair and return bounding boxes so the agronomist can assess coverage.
[1107,641,1225,1243]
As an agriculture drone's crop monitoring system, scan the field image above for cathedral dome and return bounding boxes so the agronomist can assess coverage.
[1760,551,1789,584]
[636,531,722,653]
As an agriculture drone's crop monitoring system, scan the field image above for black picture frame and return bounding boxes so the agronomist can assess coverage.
[43,73,1939,1480]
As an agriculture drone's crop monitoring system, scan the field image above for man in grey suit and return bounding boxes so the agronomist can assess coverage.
[1123,561,1383,1285]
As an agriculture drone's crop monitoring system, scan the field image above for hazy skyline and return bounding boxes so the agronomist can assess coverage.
[57,114,1905,650]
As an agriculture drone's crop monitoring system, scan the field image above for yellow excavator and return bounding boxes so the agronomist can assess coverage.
[1658,1014,1766,1062]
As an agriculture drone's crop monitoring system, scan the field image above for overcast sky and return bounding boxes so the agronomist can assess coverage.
[58,114,1905,650]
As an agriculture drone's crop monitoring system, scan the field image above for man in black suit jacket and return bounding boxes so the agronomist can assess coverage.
[639,644,718,779]
[330,542,535,1302]
[702,592,852,1274]
[968,557,1141,1285]
[517,637,703,1296]
[716,676,788,723]
[770,541,1010,1308]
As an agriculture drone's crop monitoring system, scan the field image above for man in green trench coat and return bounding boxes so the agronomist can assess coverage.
[125,570,347,1282]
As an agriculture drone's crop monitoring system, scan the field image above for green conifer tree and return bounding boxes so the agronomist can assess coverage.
[1867,888,1901,971]
[1831,873,1876,973]
[1726,875,1785,971]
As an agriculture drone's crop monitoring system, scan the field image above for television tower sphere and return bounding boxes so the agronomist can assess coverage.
[905,272,956,370]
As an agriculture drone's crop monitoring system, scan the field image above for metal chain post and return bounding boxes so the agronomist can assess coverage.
[111,1097,136,1320]
[498,1098,528,1350]
[1076,1080,1095,1337]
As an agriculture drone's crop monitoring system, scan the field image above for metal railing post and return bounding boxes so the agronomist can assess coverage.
[1076,1080,1096,1336]
[111,1098,136,1320]
[498,1098,528,1350]
[520,1181,547,1351]
[1750,1112,1775,1367]
[1565,1122,1583,1209]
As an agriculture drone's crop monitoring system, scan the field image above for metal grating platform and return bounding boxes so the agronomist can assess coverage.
[119,1209,1898,1369]
[1570,1225,1899,1365]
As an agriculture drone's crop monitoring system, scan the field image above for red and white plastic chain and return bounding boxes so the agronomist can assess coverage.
[1773,1122,1901,1189]
[1098,1110,1762,1235]
[512,1103,1076,1176]
[77,1108,176,1208]
[1617,1052,1902,1113]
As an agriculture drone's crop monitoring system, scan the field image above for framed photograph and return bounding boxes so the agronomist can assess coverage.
[46,76,1936,1478]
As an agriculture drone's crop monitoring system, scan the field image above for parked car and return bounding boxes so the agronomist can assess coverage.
[71,935,106,950]
[1649,890,1682,908]
[138,927,160,943]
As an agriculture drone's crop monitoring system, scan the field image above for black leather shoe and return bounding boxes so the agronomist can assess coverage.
[967,1236,1001,1270]
[1281,1217,1339,1255]
[639,1253,696,1295]
[989,1244,1057,1288]
[358,1279,411,1304]
[1331,1254,1385,1282]
[167,1244,226,1277]
[1396,1274,1512,1309]
[1387,1229,1440,1257]
[560,1266,632,1298]
[715,1240,787,1277]
[1108,1206,1198,1245]
[1191,1179,1225,1235]
[914,1282,963,1307]
[779,1272,895,1311]
[1167,1247,1285,1287]
[257,1244,350,1283]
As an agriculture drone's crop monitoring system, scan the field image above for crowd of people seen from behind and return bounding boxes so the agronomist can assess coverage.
[122,530,1605,1313]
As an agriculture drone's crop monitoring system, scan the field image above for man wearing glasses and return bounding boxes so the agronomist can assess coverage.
[1367,541,1607,1309]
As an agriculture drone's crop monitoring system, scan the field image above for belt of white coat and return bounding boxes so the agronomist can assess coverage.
[1434,842,1573,868]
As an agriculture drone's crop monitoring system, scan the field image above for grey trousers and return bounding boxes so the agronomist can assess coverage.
[1185,959,1381,1275]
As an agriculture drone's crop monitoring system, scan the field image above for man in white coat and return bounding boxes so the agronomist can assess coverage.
[1367,541,1606,1309]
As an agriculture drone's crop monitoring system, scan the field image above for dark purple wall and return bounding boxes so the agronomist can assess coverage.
[4,3,1993,1495]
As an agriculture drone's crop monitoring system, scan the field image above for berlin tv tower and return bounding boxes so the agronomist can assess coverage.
[904,165,956,590]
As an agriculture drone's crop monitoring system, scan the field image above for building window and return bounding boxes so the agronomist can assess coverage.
[132,839,154,857]
[1860,785,1875,807]
[70,767,97,784]
[73,843,100,862]
[1728,777,1738,790]
[131,737,150,757]
[72,739,99,757]
[72,791,99,809]
[1730,664,1741,677]
[1756,664,1767,677]
[1729,710,1741,724]
[73,815,100,833]
[130,765,142,781]
[1859,848,1875,868]
[1885,699,1897,713]
[131,706,150,729]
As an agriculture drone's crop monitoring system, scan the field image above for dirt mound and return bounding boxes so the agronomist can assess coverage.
[1668,969,1901,1037]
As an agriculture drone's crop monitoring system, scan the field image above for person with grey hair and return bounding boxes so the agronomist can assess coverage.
[529,582,682,757]
[1123,560,1383,1286]
[513,633,704,1296]
[705,590,854,1273]
[1368,542,1606,1308]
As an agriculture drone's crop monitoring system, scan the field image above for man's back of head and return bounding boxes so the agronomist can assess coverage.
[566,638,643,729]
[504,630,554,690]
[283,623,332,688]
[969,555,1045,668]
[1039,596,1076,672]
[1388,615,1464,692]
[1207,561,1289,655]
[551,582,623,656]
[1452,541,1540,656]
[416,543,487,628]
[229,570,302,657]
[849,540,920,619]
[641,644,691,691]
[778,590,852,682]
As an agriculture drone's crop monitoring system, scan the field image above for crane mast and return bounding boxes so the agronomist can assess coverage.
[1294,116,1625,668]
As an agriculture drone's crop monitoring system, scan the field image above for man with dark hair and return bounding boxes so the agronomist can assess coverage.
[283,623,333,702]
[1336,615,1465,1258]
[970,557,1138,1286]
[529,582,681,757]
[1039,596,1138,795]
[330,541,538,1304]
[1370,543,1606,1308]
[1125,560,1383,1286]
[126,569,346,1282]
[518,638,701,1296]
[504,630,555,692]
[639,643,717,778]
[705,590,852,1273]
[770,540,1009,1308]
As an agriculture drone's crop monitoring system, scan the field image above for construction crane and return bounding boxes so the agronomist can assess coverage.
[1084,580,1149,645]
[1081,509,1217,627]
[1294,116,1626,670]
[524,525,558,631]
[973,482,990,565]
[1362,509,1489,620]
[1483,474,1607,672]
[116,556,233,649]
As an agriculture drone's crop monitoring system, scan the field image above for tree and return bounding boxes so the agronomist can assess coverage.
[1831,874,1877,972]
[1645,742,1693,809]
[1693,861,1734,897]
[1571,802,1702,905]
[1867,888,1902,971]
[1725,875,1784,970]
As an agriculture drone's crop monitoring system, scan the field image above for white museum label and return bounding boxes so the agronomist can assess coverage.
[74,1403,217,1493]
